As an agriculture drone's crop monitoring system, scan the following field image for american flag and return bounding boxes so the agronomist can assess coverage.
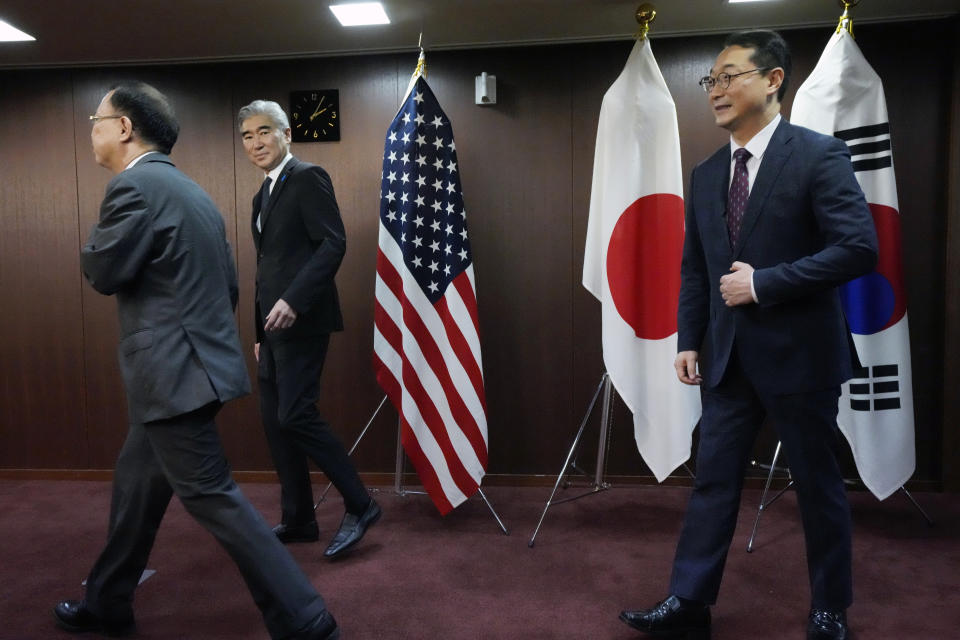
[373,75,488,515]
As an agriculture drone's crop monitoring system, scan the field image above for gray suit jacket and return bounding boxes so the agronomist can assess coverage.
[82,154,250,423]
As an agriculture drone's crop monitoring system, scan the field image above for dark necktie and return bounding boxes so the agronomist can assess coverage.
[256,176,272,232]
[727,148,751,248]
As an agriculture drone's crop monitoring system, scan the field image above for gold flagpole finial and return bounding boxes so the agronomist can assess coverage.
[635,3,657,41]
[414,32,427,79]
[836,0,860,37]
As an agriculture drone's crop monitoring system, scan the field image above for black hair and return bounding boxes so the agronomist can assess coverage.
[723,30,792,102]
[107,81,179,154]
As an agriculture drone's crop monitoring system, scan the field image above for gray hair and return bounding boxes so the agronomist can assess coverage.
[237,99,290,131]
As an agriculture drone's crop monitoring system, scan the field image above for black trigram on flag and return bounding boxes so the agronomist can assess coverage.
[849,364,901,411]
[834,122,892,173]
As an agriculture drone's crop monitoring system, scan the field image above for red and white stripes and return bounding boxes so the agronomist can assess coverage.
[374,230,487,514]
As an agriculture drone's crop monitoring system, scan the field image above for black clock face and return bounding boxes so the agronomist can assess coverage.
[290,90,340,142]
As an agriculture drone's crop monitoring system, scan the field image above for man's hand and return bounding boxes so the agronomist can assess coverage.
[675,350,702,385]
[264,299,297,331]
[719,261,755,307]
[254,342,260,362]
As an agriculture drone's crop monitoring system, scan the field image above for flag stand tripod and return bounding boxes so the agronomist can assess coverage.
[745,440,935,553]
[527,373,616,548]
[528,372,695,548]
[314,395,509,536]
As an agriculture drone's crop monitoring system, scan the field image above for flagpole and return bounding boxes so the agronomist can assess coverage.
[398,35,427,114]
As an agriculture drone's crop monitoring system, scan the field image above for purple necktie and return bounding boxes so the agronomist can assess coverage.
[727,148,751,248]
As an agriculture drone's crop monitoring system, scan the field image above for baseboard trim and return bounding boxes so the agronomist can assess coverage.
[0,468,943,493]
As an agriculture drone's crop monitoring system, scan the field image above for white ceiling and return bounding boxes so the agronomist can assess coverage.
[1,0,958,69]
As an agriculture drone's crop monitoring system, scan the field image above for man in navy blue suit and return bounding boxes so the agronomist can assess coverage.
[619,31,877,640]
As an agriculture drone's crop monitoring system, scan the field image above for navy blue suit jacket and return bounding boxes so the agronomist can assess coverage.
[677,119,878,395]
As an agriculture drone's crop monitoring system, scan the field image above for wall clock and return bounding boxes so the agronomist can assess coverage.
[290,89,340,142]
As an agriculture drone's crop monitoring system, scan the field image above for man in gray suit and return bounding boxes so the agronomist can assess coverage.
[53,82,339,640]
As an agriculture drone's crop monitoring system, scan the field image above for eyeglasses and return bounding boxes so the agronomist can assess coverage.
[89,114,123,123]
[698,67,769,92]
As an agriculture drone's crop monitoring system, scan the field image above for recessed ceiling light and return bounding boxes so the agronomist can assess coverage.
[0,19,35,42]
[329,2,390,27]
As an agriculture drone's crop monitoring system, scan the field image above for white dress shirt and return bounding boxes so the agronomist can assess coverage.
[125,150,158,170]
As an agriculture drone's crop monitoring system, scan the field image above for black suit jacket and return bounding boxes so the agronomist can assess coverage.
[677,120,878,395]
[252,156,345,343]
[81,154,251,423]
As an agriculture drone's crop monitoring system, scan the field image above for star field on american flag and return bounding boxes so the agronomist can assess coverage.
[379,77,473,304]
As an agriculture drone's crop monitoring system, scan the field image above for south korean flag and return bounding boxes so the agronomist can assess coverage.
[792,29,915,501]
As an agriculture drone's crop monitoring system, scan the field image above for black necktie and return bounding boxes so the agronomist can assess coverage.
[727,148,751,247]
[256,177,272,232]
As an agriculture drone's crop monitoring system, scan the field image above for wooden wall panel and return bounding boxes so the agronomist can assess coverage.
[71,73,126,468]
[0,70,86,467]
[0,19,955,487]
[422,47,576,474]
[944,18,960,492]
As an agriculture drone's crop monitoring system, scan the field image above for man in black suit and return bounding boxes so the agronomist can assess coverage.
[619,31,877,640]
[238,100,380,558]
[54,82,338,640]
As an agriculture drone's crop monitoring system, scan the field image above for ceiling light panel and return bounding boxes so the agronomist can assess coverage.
[329,3,390,27]
[0,19,35,42]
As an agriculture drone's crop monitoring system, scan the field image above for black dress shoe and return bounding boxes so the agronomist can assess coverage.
[282,610,340,640]
[619,595,711,639]
[323,498,382,558]
[273,521,320,544]
[53,600,135,636]
[808,609,849,640]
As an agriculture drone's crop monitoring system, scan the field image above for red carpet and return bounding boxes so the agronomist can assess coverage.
[0,480,957,639]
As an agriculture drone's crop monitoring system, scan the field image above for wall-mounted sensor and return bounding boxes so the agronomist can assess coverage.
[475,72,497,105]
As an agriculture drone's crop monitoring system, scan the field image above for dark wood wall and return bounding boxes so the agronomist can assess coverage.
[1,20,955,488]
[945,18,960,492]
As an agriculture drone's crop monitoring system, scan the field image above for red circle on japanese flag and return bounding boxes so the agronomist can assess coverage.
[605,193,685,340]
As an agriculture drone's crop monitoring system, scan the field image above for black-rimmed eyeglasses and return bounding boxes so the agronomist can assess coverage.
[698,67,769,92]
[89,114,123,123]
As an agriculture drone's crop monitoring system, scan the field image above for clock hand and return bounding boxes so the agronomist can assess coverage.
[309,106,329,121]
